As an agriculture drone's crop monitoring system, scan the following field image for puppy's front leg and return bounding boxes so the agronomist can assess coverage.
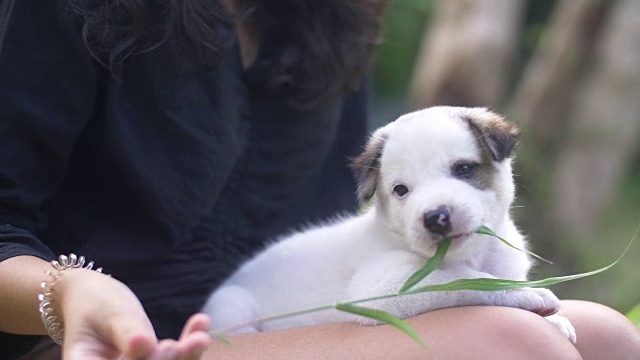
[416,270,577,342]
[347,252,576,342]
[346,250,435,322]
[203,285,261,334]
[349,251,553,315]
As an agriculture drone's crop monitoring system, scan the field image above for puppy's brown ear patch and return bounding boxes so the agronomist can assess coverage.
[463,112,520,162]
[350,133,387,202]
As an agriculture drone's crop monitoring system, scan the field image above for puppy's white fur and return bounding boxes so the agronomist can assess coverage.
[203,106,576,342]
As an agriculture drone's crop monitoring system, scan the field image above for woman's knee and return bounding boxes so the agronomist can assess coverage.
[408,306,581,359]
[560,300,640,360]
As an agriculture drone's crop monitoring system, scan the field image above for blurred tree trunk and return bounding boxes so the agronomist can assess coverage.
[551,0,640,232]
[504,0,614,245]
[408,0,526,110]
[509,0,611,145]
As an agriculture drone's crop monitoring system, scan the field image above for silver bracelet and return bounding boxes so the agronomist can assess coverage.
[38,254,104,345]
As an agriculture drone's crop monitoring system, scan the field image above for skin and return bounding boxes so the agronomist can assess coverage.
[558,300,640,360]
[204,301,640,360]
[0,255,210,359]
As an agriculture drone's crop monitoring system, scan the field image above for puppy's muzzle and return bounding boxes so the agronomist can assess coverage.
[423,207,452,236]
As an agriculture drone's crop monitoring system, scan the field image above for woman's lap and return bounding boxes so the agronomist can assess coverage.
[558,300,640,360]
[206,304,593,359]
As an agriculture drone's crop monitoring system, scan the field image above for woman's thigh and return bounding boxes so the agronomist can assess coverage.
[559,300,640,360]
[207,305,582,359]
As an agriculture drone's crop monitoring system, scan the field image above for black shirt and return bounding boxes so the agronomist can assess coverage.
[0,1,368,356]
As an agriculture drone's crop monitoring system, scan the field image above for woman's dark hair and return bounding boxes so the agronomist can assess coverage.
[67,0,388,108]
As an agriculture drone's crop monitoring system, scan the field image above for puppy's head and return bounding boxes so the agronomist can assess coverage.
[351,107,519,256]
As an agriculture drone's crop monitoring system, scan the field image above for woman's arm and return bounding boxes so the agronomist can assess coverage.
[0,255,51,335]
[0,254,211,359]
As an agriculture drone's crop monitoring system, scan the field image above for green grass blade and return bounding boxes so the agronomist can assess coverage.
[335,303,426,348]
[399,237,451,293]
[626,303,640,329]
[476,225,553,264]
[215,333,233,345]
[404,236,634,295]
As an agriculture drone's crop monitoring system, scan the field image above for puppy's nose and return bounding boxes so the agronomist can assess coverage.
[423,207,452,236]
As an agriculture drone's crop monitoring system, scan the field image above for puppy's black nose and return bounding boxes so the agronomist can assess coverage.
[423,207,452,236]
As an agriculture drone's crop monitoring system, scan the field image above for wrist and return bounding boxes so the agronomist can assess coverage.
[38,254,106,345]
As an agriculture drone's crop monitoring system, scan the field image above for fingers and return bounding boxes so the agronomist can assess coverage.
[130,314,211,360]
[177,313,212,360]
[180,313,211,339]
[126,332,160,359]
[104,307,159,359]
[144,314,211,360]
[178,334,211,360]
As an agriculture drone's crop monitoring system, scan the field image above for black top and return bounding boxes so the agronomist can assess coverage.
[0,1,368,357]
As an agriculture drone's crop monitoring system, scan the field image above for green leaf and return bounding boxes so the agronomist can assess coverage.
[215,333,233,345]
[626,303,640,329]
[476,225,553,264]
[403,237,634,295]
[399,237,451,293]
[335,303,427,348]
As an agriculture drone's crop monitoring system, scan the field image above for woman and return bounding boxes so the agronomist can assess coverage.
[0,0,638,359]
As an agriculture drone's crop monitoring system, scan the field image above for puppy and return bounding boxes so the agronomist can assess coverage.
[203,106,576,342]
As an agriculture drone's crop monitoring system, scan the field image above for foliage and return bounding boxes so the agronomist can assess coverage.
[626,303,640,329]
[373,0,559,99]
[373,0,435,97]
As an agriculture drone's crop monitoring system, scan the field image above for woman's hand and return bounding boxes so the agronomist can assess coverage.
[55,269,211,359]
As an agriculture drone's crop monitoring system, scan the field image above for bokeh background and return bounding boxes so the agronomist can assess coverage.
[371,0,640,315]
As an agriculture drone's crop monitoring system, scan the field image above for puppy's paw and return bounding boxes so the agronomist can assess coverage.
[527,288,561,316]
[494,287,560,316]
[545,313,577,343]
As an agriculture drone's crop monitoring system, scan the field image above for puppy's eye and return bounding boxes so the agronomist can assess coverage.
[392,184,409,197]
[453,162,477,178]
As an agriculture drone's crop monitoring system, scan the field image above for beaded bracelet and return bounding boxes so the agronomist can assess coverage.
[38,254,104,345]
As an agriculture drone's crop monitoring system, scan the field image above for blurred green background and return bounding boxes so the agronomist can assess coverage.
[371,0,640,315]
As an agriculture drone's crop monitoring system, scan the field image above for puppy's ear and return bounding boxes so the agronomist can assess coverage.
[463,112,520,162]
[350,132,387,202]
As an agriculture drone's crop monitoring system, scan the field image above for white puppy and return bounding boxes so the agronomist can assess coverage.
[203,106,576,342]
